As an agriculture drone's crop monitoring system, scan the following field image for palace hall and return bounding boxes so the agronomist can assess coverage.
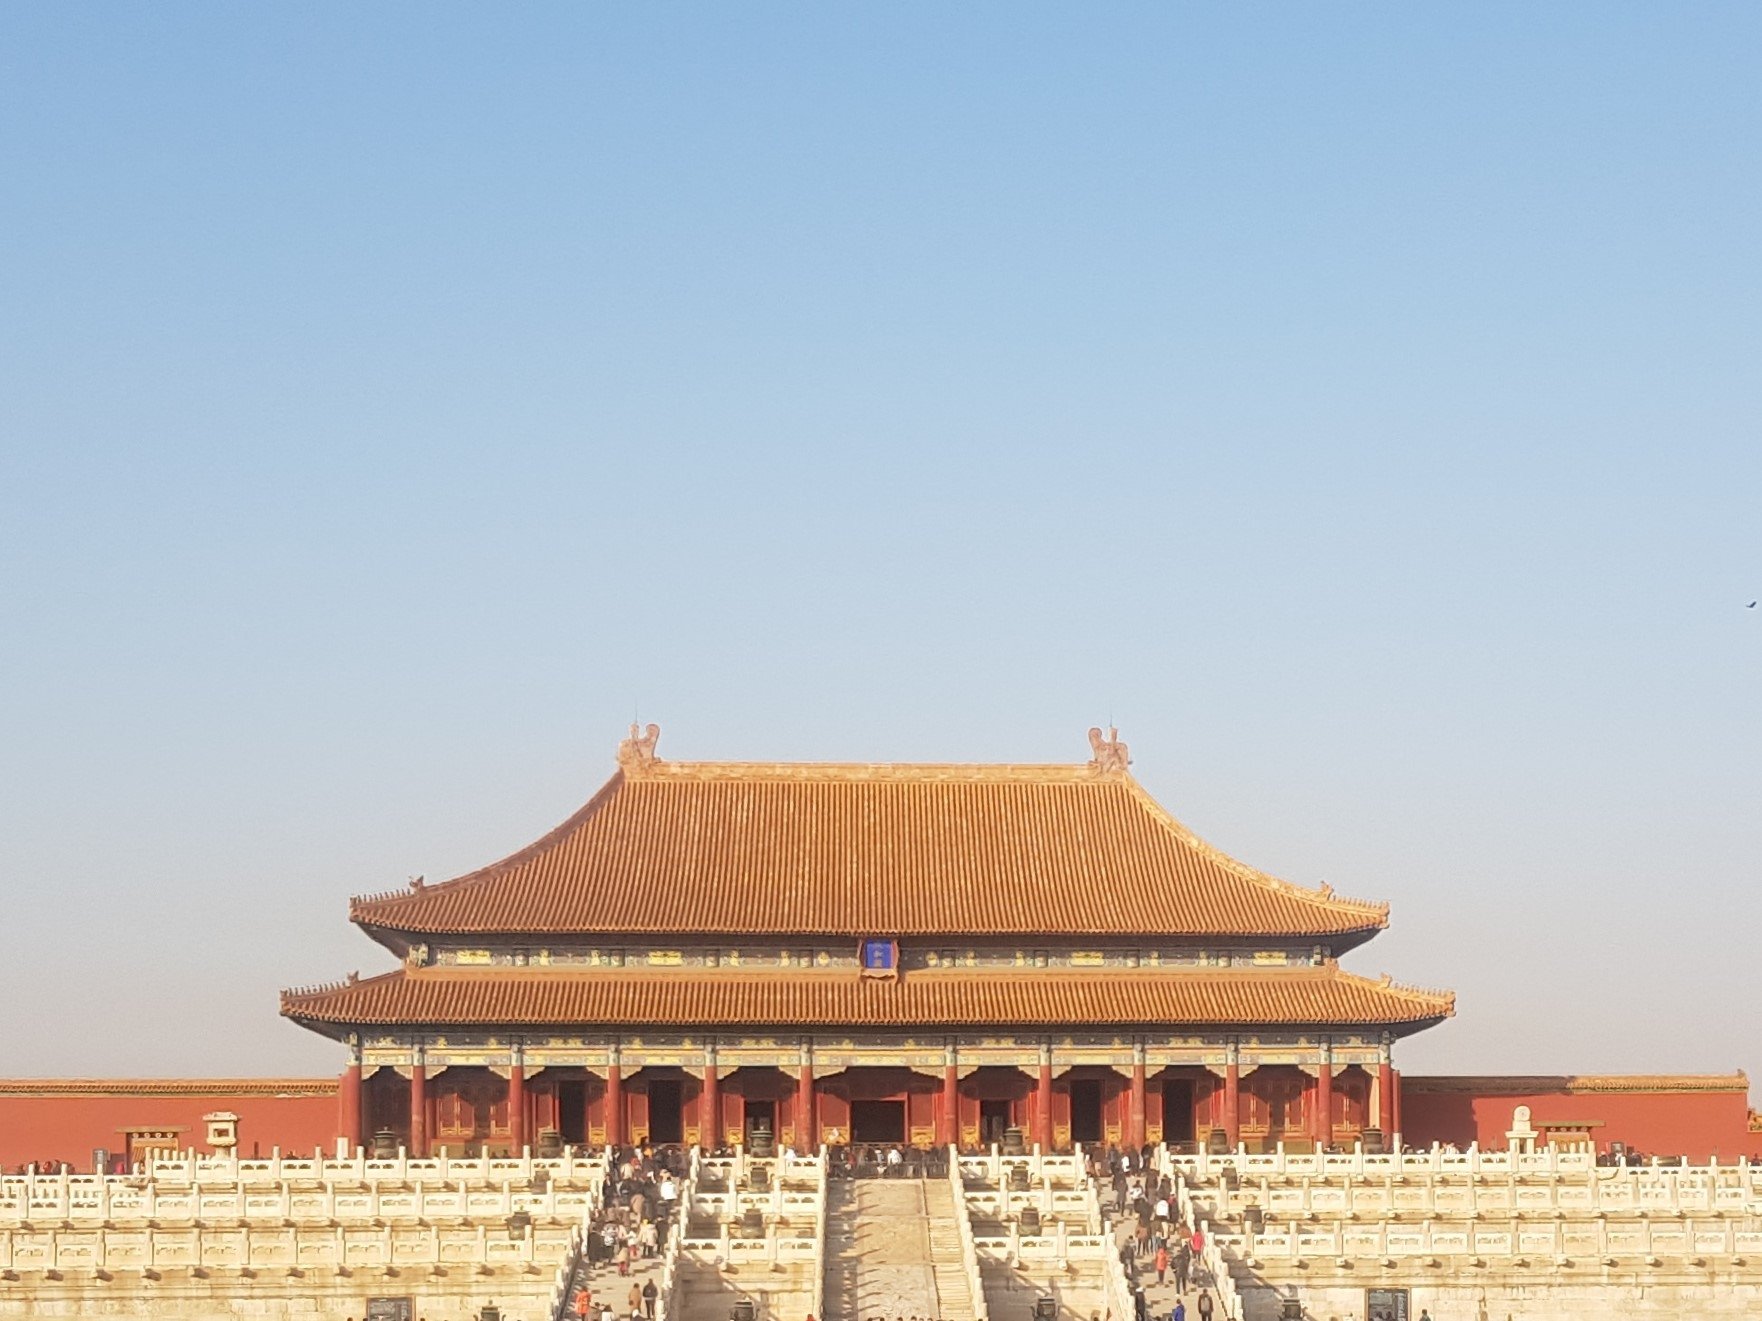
[280,726,1455,1158]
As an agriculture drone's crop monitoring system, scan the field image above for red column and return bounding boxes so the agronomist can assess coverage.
[409,1060,428,1157]
[339,1061,362,1153]
[508,1062,527,1152]
[941,1063,959,1147]
[1314,1063,1333,1150]
[1391,1068,1403,1145]
[1222,1060,1241,1149]
[606,1060,624,1149]
[796,1062,815,1153]
[701,1063,719,1151]
[1378,1060,1395,1134]
[1035,1057,1054,1152]
[1128,1063,1147,1152]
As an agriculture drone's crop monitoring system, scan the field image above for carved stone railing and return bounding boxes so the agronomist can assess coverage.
[1169,1152,1762,1223]
[1220,1218,1762,1265]
[2,1144,607,1192]
[956,1149,1085,1188]
[1169,1141,1642,1183]
[672,1146,826,1283]
[809,1146,828,1321]
[946,1144,990,1321]
[0,1177,603,1226]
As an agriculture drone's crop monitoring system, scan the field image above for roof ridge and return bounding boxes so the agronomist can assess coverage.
[1116,778,1390,924]
[349,772,628,917]
[281,968,403,1006]
[635,760,1117,782]
[1330,963,1456,1010]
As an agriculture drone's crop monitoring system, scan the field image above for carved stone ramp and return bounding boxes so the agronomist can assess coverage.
[823,1179,972,1320]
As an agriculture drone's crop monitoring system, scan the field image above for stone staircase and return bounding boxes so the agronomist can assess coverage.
[557,1241,667,1321]
[924,1176,979,1318]
[822,1179,974,1320]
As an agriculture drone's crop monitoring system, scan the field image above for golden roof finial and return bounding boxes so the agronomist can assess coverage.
[618,722,662,771]
[1086,725,1130,773]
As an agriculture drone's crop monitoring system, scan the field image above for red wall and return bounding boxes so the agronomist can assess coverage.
[0,1082,339,1172]
[1401,1076,1761,1163]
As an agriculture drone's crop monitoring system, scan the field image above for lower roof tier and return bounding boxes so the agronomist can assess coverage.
[281,964,1454,1036]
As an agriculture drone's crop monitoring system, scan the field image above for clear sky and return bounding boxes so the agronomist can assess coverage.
[2,5,1758,1084]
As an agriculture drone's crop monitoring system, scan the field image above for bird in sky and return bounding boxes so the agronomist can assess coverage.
[1750,601,1758,609]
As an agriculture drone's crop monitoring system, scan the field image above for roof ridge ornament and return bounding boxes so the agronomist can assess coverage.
[1086,725,1130,774]
[618,722,662,772]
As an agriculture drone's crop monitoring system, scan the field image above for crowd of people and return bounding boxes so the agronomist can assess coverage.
[829,1143,950,1180]
[569,1143,689,1320]
[1091,1145,1218,1321]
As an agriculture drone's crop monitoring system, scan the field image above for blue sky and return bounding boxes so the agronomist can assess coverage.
[2,5,1758,1082]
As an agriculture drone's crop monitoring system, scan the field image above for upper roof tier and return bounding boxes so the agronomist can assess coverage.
[349,726,1391,944]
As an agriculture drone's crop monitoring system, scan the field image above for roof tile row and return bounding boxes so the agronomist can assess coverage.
[281,964,1454,1030]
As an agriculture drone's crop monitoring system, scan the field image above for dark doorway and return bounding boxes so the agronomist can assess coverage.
[1161,1079,1195,1144]
[851,1099,906,1144]
[1070,1079,1103,1146]
[743,1099,776,1147]
[979,1099,1011,1147]
[557,1081,587,1145]
[648,1079,684,1144]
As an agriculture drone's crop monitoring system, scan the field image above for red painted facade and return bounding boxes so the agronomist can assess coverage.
[0,1082,339,1172]
[1401,1076,1762,1163]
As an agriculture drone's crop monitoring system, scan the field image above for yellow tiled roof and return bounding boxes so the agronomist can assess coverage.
[281,964,1453,1030]
[349,756,1389,940]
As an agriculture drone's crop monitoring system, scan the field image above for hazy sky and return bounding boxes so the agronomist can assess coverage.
[3,5,1758,1086]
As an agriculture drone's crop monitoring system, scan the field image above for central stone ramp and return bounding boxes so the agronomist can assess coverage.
[824,1179,976,1320]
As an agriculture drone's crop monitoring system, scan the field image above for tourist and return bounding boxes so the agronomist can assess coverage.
[638,1217,658,1257]
[1154,1242,1169,1284]
[1195,1292,1213,1321]
[1170,1302,1185,1321]
[887,1146,903,1176]
[627,1282,642,1316]
[642,1278,658,1319]
[1173,1242,1190,1292]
